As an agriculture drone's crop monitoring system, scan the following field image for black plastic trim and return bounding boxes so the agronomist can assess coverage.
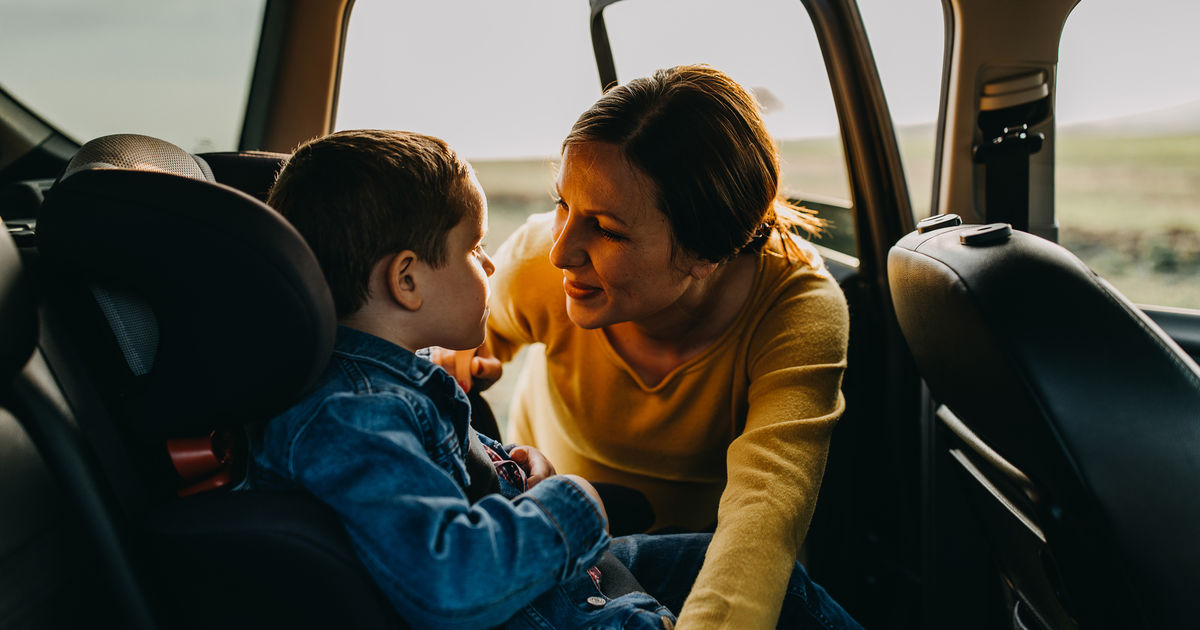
[588,0,623,92]
[240,0,293,151]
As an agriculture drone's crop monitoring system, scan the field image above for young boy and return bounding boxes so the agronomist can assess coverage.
[249,130,675,629]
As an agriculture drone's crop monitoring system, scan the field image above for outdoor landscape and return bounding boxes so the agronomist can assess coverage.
[1056,128,1200,308]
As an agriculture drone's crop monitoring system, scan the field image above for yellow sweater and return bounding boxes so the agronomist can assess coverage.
[485,212,849,629]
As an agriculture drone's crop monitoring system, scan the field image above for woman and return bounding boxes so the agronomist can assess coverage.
[465,65,849,628]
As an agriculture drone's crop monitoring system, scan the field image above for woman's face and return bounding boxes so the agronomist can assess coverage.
[551,142,702,330]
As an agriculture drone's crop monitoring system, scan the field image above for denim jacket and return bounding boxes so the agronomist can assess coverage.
[251,327,611,629]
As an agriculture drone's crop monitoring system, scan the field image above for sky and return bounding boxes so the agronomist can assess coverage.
[336,0,1200,159]
[1,0,1198,156]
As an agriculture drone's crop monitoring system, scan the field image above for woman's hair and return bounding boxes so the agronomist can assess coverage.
[563,64,822,264]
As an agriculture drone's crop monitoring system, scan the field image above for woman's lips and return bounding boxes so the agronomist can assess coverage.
[563,278,603,301]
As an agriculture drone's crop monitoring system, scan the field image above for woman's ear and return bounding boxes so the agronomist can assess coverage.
[387,251,423,310]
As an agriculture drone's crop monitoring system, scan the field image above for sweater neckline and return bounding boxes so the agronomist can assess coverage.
[597,246,770,392]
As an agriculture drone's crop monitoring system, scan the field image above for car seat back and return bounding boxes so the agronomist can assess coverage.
[888,220,1200,629]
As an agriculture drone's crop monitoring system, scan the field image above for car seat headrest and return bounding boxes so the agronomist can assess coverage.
[38,135,335,438]
[63,134,215,183]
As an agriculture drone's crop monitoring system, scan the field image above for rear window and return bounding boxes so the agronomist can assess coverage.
[0,0,265,153]
[1055,0,1200,308]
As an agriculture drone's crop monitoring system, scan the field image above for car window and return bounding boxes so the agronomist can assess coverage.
[337,0,866,259]
[855,0,944,220]
[337,1,603,426]
[0,0,265,153]
[1055,0,1200,309]
[337,0,597,249]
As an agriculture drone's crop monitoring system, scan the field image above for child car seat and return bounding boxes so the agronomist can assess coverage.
[34,134,403,629]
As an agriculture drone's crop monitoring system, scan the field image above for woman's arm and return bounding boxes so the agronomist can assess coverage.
[677,275,850,629]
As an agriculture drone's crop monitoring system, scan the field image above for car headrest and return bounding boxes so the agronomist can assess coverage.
[37,134,336,438]
[888,223,1200,615]
[63,133,215,182]
[0,226,35,384]
[198,151,290,202]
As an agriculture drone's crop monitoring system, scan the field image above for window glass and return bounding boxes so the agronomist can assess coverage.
[856,0,944,220]
[337,0,598,246]
[338,1,600,425]
[0,0,265,153]
[603,0,855,255]
[1056,0,1200,308]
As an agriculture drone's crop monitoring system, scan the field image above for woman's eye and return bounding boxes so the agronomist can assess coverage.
[595,223,625,242]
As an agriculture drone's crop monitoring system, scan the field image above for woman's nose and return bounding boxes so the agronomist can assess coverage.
[549,213,587,269]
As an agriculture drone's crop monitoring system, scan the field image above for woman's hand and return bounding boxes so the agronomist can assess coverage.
[428,345,503,393]
[508,445,556,489]
[510,446,609,532]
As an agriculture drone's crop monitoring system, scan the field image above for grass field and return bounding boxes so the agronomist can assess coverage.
[472,129,1200,309]
[1056,132,1200,308]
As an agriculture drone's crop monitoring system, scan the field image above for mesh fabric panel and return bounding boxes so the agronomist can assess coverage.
[90,285,159,376]
[64,134,214,182]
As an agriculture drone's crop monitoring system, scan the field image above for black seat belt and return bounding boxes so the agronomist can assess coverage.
[972,72,1051,232]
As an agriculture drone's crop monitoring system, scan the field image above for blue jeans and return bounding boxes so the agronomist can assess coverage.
[508,533,864,629]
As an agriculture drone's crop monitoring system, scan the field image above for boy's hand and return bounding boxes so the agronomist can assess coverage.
[561,474,609,533]
[508,445,556,489]
[428,345,502,393]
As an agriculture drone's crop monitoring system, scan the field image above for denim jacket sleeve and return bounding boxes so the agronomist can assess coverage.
[286,392,610,629]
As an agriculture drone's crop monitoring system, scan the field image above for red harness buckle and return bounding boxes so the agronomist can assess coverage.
[166,429,238,497]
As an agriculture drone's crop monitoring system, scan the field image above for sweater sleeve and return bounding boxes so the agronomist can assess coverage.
[676,272,849,629]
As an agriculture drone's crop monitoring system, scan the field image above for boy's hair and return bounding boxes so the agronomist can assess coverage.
[269,129,473,317]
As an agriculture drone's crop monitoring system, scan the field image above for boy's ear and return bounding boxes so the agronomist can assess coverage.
[387,251,422,310]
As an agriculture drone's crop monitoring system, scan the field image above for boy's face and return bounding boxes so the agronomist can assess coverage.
[418,174,495,350]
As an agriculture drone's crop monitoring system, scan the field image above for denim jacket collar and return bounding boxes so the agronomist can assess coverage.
[331,325,470,440]
[334,325,444,386]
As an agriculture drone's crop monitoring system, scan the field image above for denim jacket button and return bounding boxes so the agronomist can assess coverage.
[586,596,606,607]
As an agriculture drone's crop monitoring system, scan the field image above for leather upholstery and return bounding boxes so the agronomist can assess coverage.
[198,150,289,202]
[0,226,34,383]
[889,223,1200,628]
